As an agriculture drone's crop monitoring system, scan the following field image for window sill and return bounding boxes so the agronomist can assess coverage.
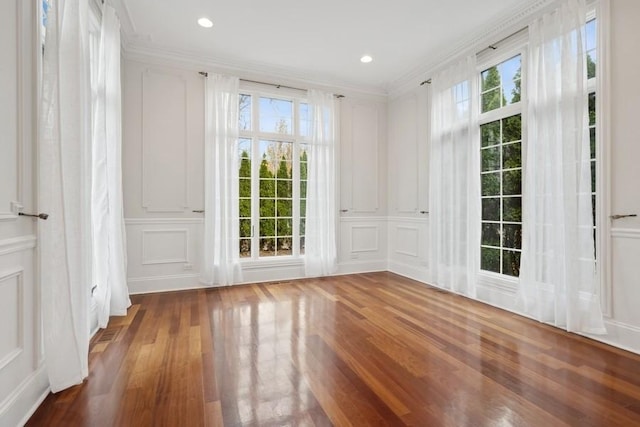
[240,256,305,270]
[477,271,519,293]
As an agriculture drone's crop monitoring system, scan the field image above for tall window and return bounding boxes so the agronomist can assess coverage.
[479,54,523,277]
[586,18,598,252]
[238,93,309,259]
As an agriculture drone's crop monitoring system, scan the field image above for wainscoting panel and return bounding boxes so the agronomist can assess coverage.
[0,268,23,371]
[141,229,189,265]
[126,218,203,294]
[338,218,387,272]
[387,217,429,283]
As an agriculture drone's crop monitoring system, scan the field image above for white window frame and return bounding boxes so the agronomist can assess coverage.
[238,87,309,265]
[477,37,528,288]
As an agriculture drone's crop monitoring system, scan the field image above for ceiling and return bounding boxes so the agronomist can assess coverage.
[112,0,537,93]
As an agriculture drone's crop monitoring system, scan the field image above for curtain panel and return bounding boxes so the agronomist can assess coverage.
[304,90,338,277]
[91,3,130,329]
[201,74,243,286]
[39,0,91,392]
[428,56,481,297]
[518,0,606,334]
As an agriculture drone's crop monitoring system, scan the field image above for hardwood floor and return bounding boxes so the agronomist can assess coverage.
[27,272,640,426]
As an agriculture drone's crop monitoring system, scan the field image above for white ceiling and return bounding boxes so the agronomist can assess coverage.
[113,0,537,92]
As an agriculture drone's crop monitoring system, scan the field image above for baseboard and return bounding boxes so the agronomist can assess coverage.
[335,260,387,276]
[128,273,202,295]
[585,319,640,355]
[0,363,49,427]
[387,260,430,283]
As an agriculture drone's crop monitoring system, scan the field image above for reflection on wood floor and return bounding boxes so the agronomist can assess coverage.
[27,272,640,426]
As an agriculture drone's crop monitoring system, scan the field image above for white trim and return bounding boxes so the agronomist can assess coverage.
[387,260,430,285]
[387,216,428,224]
[0,235,36,256]
[128,273,201,295]
[340,216,388,223]
[611,228,640,239]
[124,217,203,225]
[0,267,24,371]
[0,363,49,427]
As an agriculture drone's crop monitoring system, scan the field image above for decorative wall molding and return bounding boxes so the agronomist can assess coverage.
[0,268,23,371]
[350,104,379,213]
[339,216,387,223]
[611,228,640,239]
[394,225,419,257]
[141,68,189,213]
[0,363,48,427]
[350,225,379,253]
[0,236,36,257]
[141,229,189,265]
[125,217,203,225]
[387,216,428,224]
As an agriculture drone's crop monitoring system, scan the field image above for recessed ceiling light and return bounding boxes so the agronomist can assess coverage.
[198,17,213,28]
[360,55,373,63]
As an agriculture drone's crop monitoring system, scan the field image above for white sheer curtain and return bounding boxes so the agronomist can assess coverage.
[304,90,337,277]
[518,0,606,334]
[201,74,242,286]
[91,3,130,328]
[428,56,480,297]
[40,0,91,392]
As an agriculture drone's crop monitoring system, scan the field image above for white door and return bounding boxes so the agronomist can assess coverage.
[0,1,49,425]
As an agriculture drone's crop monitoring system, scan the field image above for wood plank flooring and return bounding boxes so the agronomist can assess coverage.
[27,272,640,426]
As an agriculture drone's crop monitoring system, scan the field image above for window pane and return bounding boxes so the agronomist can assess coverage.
[277,180,292,198]
[503,197,522,222]
[481,147,500,172]
[259,97,293,134]
[276,238,292,256]
[300,236,305,255]
[300,103,310,137]
[239,199,251,218]
[300,180,308,198]
[481,121,500,147]
[589,92,596,126]
[503,250,521,277]
[277,199,292,217]
[239,178,251,197]
[502,142,521,170]
[260,198,275,217]
[300,200,307,218]
[590,127,596,159]
[260,238,275,256]
[482,173,500,196]
[482,223,501,247]
[482,198,500,221]
[503,224,522,249]
[277,218,292,236]
[502,170,521,195]
[499,55,521,105]
[481,66,500,92]
[503,115,521,142]
[481,247,501,273]
[586,19,597,79]
[591,161,596,193]
[259,178,275,197]
[239,219,251,238]
[239,239,251,258]
[260,219,275,237]
[482,87,502,113]
[239,95,252,130]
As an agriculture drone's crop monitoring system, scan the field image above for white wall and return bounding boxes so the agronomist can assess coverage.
[386,0,640,354]
[122,57,388,293]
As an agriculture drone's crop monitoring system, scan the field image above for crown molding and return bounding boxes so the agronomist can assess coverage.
[120,34,388,99]
[386,0,558,99]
